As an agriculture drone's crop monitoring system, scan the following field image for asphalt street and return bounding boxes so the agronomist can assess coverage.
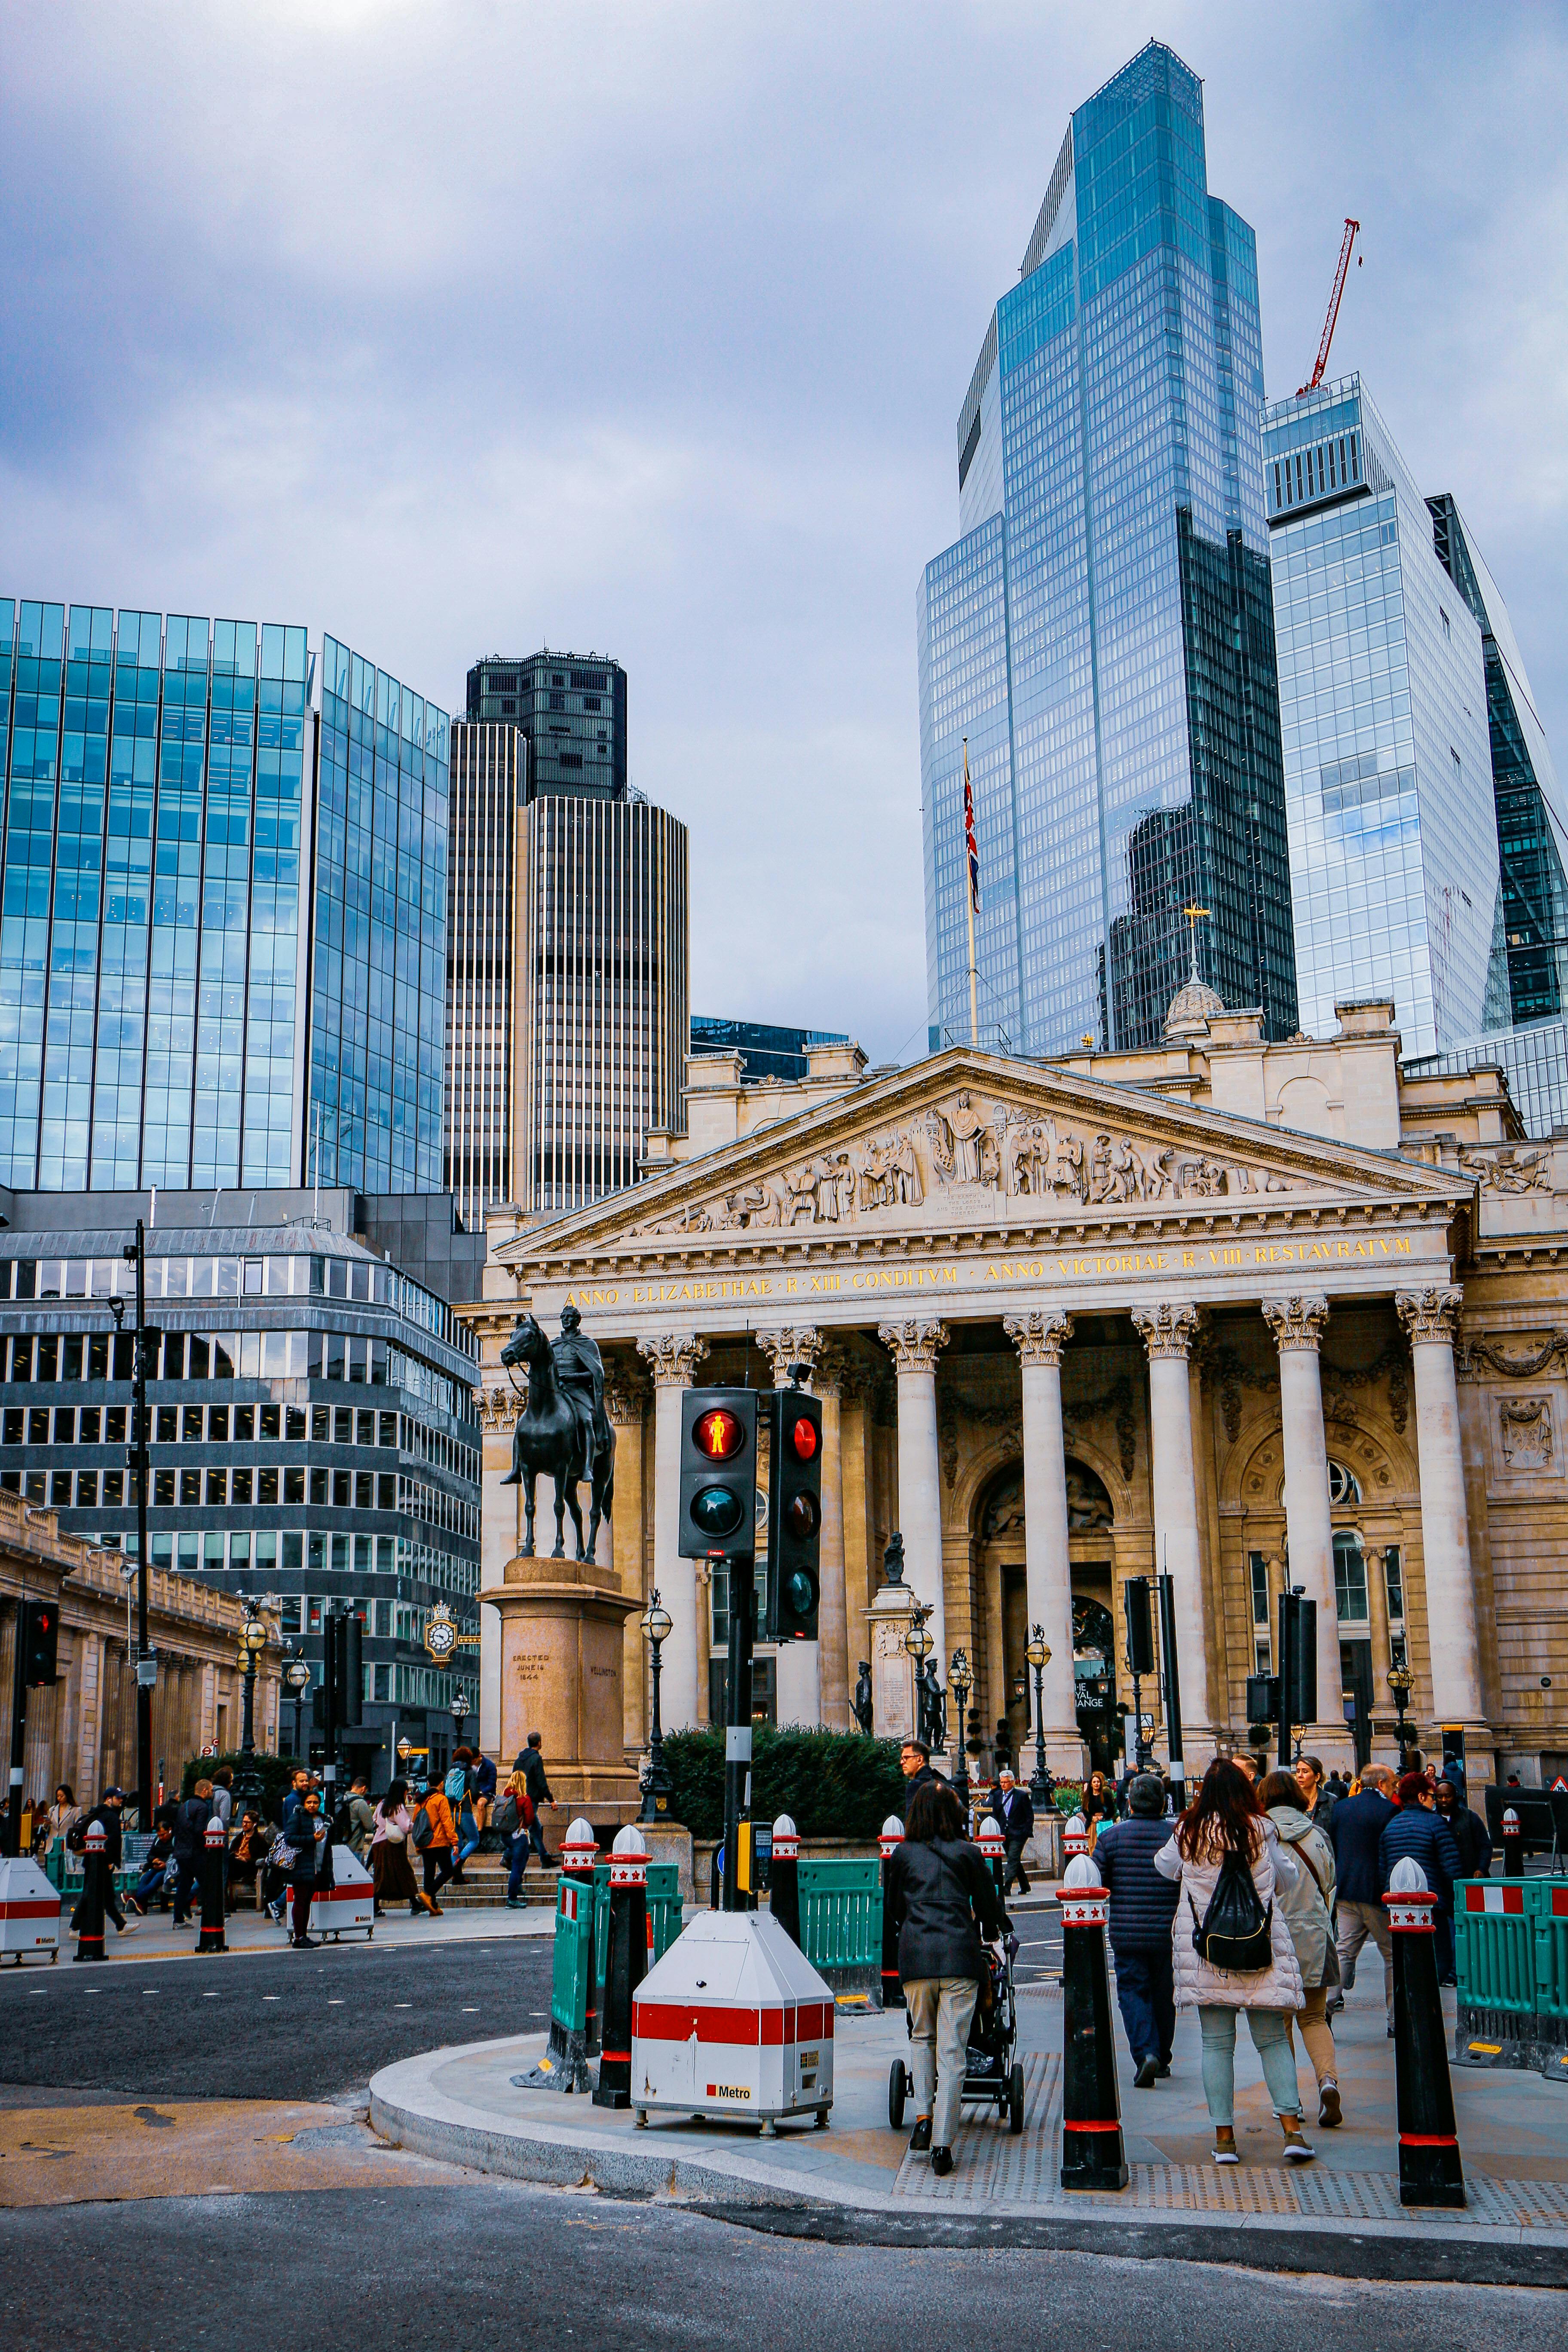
[3,2189,1563,2352]
[0,1935,555,2103]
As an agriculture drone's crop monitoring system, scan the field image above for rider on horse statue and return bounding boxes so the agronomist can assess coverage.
[553,1304,610,1483]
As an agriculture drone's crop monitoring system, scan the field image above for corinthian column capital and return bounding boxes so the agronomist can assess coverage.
[877,1318,949,1375]
[1261,1293,1331,1354]
[1004,1310,1074,1369]
[1396,1286,1464,1348]
[759,1325,824,1387]
[636,1332,710,1388]
[1131,1301,1201,1362]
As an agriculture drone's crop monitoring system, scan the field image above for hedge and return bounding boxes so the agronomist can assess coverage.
[660,1725,907,1842]
[178,1751,295,1818]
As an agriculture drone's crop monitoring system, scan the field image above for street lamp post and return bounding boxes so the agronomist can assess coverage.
[1387,1662,1415,1769]
[1024,1626,1052,1799]
[284,1650,312,1764]
[903,1605,935,1751]
[450,1688,470,1753]
[948,1650,973,1816]
[638,1591,674,1825]
[113,1221,160,1826]
[235,1599,270,1810]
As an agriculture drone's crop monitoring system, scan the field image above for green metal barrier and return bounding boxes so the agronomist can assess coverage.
[797,1856,882,2001]
[548,1874,597,2045]
[1453,1877,1568,2075]
[1533,1881,1568,2023]
[1454,1881,1536,2018]
[590,1860,680,1999]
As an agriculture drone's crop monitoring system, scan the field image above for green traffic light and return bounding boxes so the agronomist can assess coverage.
[785,1568,816,1619]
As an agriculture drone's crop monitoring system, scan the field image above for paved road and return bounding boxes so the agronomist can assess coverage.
[0,1936,554,2103]
[2,2190,1562,2349]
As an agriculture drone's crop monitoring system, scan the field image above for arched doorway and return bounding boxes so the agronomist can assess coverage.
[977,1455,1117,1774]
[1072,1595,1119,1776]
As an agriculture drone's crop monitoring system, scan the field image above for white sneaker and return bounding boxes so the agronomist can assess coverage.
[117,1919,139,1935]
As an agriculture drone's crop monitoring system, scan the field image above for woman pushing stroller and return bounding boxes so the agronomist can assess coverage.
[884,1778,1008,2176]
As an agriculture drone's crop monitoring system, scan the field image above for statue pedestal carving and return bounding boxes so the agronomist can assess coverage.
[487,1553,642,1814]
[865,1585,918,1743]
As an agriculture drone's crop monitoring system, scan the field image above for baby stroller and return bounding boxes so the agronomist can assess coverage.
[888,1932,1024,2137]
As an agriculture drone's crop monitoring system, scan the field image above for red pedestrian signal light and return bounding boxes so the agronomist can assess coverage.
[678,1389,758,1561]
[694,1407,746,1462]
[787,1414,818,1462]
[22,1599,59,1687]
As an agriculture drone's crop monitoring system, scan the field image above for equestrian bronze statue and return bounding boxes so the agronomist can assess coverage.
[499,1304,616,1563]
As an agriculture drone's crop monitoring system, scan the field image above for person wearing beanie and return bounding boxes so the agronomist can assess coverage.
[1092,1772,1181,2088]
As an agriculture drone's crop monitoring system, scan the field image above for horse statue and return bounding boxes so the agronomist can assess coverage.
[498,1311,616,1564]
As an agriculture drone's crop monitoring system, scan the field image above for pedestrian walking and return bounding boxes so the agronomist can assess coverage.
[370,1779,430,1917]
[447,1750,481,1885]
[72,1788,137,1938]
[1434,1775,1493,1882]
[987,1768,1035,1895]
[1082,1770,1118,1845]
[1093,1772,1181,2088]
[1292,1755,1336,1832]
[284,1786,330,1947]
[884,1778,1006,2177]
[495,1767,537,1906]
[345,1776,377,1862]
[1259,1768,1342,2128]
[170,1779,214,1928]
[209,1767,234,1830]
[898,1738,944,1797]
[1153,1756,1310,2167]
[413,1777,458,1912]
[45,1784,81,1854]
[1327,1760,1398,2029]
[1378,1771,1462,1985]
[518,1732,556,1867]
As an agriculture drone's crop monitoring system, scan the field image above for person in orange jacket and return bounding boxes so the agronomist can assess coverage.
[415,1779,459,1914]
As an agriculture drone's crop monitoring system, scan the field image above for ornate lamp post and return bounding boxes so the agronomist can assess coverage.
[450,1686,470,1754]
[283,1650,312,1764]
[639,1590,674,1825]
[902,1605,936,1751]
[1025,1626,1052,1799]
[1387,1662,1415,1769]
[235,1600,270,1809]
[948,1650,973,1814]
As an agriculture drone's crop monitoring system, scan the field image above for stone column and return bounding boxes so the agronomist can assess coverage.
[1004,1311,1084,1774]
[1261,1293,1345,1741]
[878,1319,950,1691]
[76,1629,103,1800]
[637,1332,709,1731]
[606,1372,651,1755]
[1131,1302,1213,1745]
[1396,1287,1485,1727]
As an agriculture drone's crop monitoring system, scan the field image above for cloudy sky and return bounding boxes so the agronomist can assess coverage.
[3,2,1565,1063]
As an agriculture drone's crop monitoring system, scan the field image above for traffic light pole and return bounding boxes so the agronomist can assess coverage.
[1277,1588,1295,1770]
[131,1219,153,1827]
[720,1552,754,1914]
[1156,1571,1184,1802]
[3,1598,26,1857]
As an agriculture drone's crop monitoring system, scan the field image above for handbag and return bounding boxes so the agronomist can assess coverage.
[380,1818,407,1847]
[1189,1847,1273,1972]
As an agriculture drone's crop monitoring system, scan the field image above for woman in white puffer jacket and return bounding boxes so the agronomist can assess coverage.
[1153,1757,1311,2166]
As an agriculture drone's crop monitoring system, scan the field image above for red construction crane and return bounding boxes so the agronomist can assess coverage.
[1296,217,1360,397]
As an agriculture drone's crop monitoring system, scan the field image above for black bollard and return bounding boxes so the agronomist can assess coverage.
[879,1816,905,2012]
[1385,1862,1465,2207]
[72,1819,107,1963]
[197,1816,228,1955]
[1056,1859,1127,2191]
[1501,1806,1524,1879]
[594,1826,649,2110]
[769,1813,802,1949]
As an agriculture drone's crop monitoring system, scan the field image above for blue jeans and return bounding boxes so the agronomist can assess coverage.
[134,1864,168,1909]
[1197,2006,1303,2126]
[1113,1948,1175,2066]
[506,1831,530,1899]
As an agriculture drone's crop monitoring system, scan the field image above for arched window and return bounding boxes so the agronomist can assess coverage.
[1327,1459,1362,1507]
[1333,1529,1369,1622]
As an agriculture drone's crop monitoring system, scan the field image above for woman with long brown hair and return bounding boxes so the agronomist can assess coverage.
[1153,1756,1311,2166]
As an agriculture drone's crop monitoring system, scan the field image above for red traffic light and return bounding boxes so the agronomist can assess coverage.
[694,1407,746,1462]
[788,1414,818,1462]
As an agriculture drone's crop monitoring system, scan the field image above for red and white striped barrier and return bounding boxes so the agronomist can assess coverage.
[632,1911,835,2130]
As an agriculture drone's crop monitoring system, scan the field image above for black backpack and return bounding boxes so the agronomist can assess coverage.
[1189,1847,1273,1972]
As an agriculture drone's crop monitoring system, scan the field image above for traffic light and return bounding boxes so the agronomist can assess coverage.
[1280,1591,1317,1726]
[678,1389,759,1559]
[1124,1576,1155,1676]
[21,1599,58,1687]
[766,1389,823,1641]
[1246,1672,1280,1727]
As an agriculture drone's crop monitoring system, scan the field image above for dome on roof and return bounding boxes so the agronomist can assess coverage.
[1163,975,1225,1039]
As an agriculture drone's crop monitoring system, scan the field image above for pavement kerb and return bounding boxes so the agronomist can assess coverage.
[367,2035,1568,2286]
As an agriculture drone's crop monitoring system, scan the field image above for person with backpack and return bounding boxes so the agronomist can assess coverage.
[412,1777,458,1913]
[169,1778,215,1928]
[1259,1768,1342,2128]
[1153,1755,1310,2167]
[494,1767,536,1906]
[446,1751,481,1886]
[518,1732,556,1867]
[370,1777,431,1917]
[1092,1773,1182,2087]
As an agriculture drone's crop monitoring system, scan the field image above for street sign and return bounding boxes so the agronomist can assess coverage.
[199,1743,217,1757]
[1552,1776,1568,1794]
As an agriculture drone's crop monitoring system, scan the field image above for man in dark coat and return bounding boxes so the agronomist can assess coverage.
[170,1779,214,1929]
[1434,1775,1493,1883]
[987,1769,1035,1895]
[1093,1773,1181,2086]
[899,1738,944,1798]
[1328,1761,1398,2026]
[285,1787,331,1948]
[1379,1772,1464,1984]
[77,1788,138,1939]
[518,1731,555,1867]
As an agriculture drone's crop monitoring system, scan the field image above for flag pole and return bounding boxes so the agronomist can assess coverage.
[962,739,979,1048]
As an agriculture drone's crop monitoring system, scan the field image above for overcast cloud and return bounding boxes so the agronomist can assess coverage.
[3,1,1565,1064]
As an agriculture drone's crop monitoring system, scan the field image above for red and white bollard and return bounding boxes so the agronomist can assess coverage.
[1056,1854,1127,2192]
[1385,1857,1465,2207]
[594,1825,648,2110]
[769,1813,801,1949]
[1501,1806,1524,1879]
[975,1814,1007,1904]
[73,1818,108,1963]
[1062,1810,1091,1863]
[879,1814,904,2012]
[197,1815,228,1955]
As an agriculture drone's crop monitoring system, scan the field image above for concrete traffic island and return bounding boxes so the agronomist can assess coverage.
[369,1976,1568,2284]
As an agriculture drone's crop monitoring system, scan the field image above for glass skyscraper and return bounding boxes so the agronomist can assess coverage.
[919,42,1295,1056]
[1262,380,1498,1056]
[0,600,448,1194]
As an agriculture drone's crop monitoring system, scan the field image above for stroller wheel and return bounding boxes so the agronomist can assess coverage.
[888,2058,909,2131]
[1008,2061,1025,2135]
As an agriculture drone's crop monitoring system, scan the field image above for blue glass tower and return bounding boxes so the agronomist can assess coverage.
[919,42,1296,1055]
[0,600,448,1193]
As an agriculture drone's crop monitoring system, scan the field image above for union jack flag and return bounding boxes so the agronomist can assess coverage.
[962,741,980,914]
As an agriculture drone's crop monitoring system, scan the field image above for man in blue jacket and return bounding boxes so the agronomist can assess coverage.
[1092,1774,1181,2089]
[1379,1771,1463,1984]
[1328,1761,1398,2027]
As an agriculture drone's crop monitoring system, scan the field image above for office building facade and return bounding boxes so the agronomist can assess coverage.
[690,1016,851,1084]
[518,796,687,1211]
[0,1192,481,1775]
[0,600,450,1198]
[466,651,627,802]
[918,42,1296,1059]
[1262,379,1497,1057]
[444,722,526,1228]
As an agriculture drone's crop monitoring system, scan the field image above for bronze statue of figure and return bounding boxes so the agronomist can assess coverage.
[499,1305,616,1563]
[917,1656,947,1752]
[851,1660,874,1737]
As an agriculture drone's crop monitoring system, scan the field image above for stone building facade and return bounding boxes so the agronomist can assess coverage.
[0,1488,281,1808]
[466,1000,1568,1792]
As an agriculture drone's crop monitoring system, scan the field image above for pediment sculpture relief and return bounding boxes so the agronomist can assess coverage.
[631,1092,1317,1235]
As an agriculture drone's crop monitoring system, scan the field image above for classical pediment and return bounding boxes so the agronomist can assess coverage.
[494,1049,1469,1268]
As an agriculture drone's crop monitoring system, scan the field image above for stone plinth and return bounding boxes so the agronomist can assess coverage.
[640,1821,695,1902]
[865,1581,918,1743]
[487,1553,641,1810]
